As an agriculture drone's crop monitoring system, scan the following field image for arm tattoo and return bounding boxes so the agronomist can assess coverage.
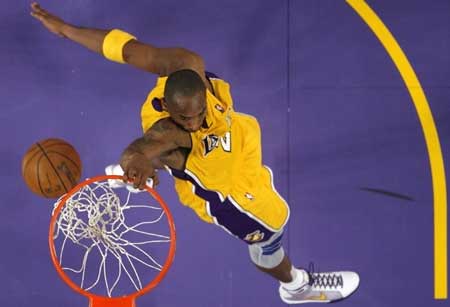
[144,118,191,148]
[144,118,174,140]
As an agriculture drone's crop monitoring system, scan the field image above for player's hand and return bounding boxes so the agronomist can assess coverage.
[120,151,158,190]
[30,2,67,38]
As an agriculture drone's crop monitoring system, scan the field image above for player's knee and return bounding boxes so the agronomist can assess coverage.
[249,244,285,269]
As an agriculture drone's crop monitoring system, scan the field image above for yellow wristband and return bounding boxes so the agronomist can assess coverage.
[102,29,136,64]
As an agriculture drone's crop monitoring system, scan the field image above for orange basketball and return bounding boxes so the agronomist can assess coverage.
[22,138,82,198]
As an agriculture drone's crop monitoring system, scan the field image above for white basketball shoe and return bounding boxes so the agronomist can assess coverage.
[279,268,359,304]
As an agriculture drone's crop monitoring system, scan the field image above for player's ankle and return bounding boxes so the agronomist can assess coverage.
[279,267,308,291]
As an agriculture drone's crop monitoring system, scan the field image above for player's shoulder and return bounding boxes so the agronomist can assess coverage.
[232,112,261,136]
[233,112,259,124]
[152,117,177,129]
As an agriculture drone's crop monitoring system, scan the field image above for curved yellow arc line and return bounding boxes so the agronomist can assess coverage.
[345,0,447,299]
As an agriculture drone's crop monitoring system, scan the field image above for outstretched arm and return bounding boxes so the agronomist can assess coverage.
[30,2,208,83]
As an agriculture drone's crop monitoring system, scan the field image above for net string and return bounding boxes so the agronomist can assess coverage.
[52,181,171,297]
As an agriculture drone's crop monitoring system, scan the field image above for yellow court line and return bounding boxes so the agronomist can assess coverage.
[345,0,447,300]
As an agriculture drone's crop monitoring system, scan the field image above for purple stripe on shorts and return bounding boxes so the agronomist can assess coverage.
[170,168,275,244]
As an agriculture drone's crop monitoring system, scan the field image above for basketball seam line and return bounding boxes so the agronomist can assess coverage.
[36,142,69,194]
[36,149,46,197]
[23,147,44,173]
[22,140,66,171]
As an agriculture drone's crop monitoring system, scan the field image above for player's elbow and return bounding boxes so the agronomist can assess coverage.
[187,51,205,70]
[164,48,205,76]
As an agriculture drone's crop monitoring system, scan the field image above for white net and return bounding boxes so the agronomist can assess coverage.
[52,180,172,297]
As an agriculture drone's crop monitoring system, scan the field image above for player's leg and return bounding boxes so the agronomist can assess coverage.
[248,230,298,282]
[248,231,360,304]
[254,253,293,282]
[248,231,309,293]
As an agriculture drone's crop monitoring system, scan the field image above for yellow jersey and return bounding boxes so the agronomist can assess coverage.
[140,73,289,243]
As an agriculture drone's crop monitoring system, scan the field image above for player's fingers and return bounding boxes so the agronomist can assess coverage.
[131,173,140,187]
[123,167,135,183]
[39,8,50,17]
[129,168,137,178]
[138,171,153,190]
[141,173,152,190]
[30,11,39,19]
[32,3,46,12]
[152,174,160,186]
[139,180,147,190]
[138,175,148,190]
[31,2,40,11]
[134,173,144,190]
[31,3,45,14]
[33,5,52,20]
[30,11,45,22]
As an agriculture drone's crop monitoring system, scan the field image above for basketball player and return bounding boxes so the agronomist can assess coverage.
[31,2,359,303]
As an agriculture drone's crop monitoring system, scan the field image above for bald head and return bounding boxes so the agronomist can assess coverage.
[164,69,206,108]
[162,69,207,132]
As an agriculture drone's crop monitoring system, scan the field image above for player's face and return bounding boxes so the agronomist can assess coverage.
[166,91,207,132]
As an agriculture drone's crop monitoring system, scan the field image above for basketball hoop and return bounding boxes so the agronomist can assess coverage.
[49,175,176,307]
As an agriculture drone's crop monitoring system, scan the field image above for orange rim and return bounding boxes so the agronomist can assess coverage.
[49,175,176,301]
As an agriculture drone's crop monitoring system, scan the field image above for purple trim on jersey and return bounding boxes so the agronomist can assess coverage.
[205,71,219,79]
[170,168,275,244]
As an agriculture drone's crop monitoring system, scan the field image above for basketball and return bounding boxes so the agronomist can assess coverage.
[22,138,82,198]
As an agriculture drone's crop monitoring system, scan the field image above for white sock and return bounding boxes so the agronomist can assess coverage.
[280,267,308,291]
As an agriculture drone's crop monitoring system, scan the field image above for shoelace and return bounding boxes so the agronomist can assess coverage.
[307,263,344,289]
